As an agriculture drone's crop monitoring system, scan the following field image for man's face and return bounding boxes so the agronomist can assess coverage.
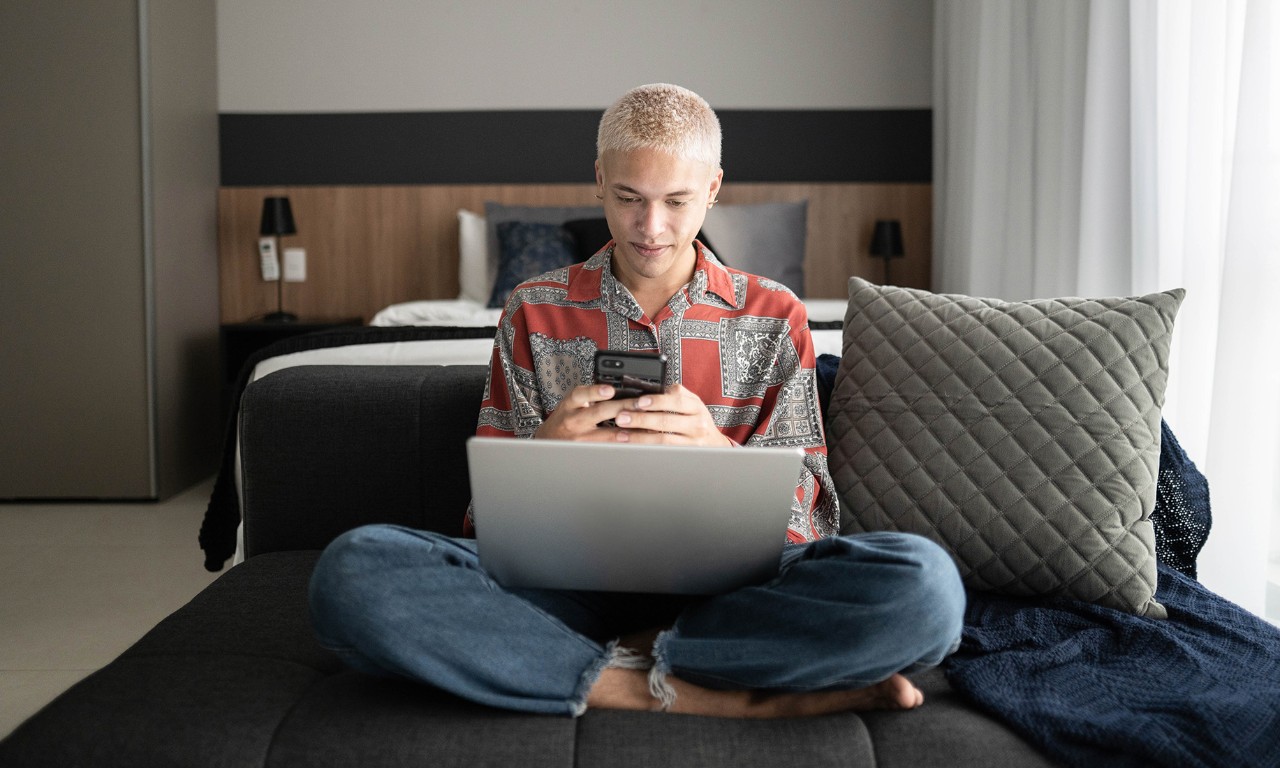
[595,147,723,298]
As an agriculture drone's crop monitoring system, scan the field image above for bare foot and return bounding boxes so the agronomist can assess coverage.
[586,668,923,718]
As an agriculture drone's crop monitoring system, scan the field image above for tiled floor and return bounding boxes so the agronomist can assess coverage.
[0,477,220,739]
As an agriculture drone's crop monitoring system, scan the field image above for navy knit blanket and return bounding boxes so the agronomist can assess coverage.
[947,566,1280,767]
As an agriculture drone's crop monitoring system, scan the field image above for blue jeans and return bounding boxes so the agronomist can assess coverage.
[308,525,965,716]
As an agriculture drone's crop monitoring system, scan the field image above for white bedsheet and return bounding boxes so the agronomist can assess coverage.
[247,338,496,383]
[253,294,844,406]
[371,297,848,329]
[248,330,840,384]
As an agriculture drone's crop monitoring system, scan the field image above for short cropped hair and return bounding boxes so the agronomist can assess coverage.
[597,83,722,170]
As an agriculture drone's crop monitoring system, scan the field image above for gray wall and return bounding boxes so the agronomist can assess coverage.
[149,0,222,498]
[217,0,933,111]
[0,0,930,498]
[0,0,220,499]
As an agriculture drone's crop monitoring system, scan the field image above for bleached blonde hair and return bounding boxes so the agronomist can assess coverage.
[597,83,722,171]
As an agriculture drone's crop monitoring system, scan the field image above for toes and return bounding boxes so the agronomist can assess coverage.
[881,674,923,710]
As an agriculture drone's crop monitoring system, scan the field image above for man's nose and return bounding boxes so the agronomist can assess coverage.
[635,203,664,238]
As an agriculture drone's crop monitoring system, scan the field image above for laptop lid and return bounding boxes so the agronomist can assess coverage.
[466,437,806,594]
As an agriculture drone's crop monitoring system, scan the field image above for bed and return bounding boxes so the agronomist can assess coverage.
[235,201,851,381]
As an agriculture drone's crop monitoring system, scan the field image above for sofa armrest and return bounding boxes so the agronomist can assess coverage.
[239,364,488,558]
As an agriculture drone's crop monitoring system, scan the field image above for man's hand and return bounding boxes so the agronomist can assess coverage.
[535,383,733,448]
[611,384,734,448]
[534,384,630,441]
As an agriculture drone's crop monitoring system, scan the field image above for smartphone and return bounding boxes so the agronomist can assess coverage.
[593,350,667,399]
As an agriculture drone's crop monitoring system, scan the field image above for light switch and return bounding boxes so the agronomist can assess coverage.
[283,247,306,282]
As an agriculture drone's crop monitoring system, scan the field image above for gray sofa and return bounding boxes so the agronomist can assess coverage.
[0,364,1058,767]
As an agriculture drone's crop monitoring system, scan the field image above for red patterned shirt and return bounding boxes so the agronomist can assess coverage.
[474,242,839,543]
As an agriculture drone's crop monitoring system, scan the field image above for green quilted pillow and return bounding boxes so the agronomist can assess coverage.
[827,278,1184,618]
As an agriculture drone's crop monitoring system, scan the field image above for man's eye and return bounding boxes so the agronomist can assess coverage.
[667,200,691,209]
[616,196,640,204]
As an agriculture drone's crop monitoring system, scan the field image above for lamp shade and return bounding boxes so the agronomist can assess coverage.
[259,196,297,236]
[869,219,904,257]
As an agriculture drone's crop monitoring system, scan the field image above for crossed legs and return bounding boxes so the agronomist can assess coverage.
[309,526,964,718]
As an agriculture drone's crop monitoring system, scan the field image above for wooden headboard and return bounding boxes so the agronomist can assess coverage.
[217,183,931,324]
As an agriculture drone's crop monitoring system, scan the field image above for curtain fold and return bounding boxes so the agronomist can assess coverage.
[934,0,1280,620]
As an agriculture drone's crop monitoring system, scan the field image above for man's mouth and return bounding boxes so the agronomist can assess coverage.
[631,242,668,258]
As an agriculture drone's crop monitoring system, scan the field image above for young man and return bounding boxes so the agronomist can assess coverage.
[310,84,964,718]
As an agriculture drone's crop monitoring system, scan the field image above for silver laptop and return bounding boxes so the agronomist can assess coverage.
[466,437,806,594]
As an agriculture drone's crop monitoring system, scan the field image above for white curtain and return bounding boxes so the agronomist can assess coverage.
[934,0,1280,620]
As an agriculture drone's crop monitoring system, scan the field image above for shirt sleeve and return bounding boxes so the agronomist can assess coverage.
[744,297,841,543]
[475,299,544,440]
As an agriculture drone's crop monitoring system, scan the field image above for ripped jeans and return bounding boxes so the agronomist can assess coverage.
[308,525,965,716]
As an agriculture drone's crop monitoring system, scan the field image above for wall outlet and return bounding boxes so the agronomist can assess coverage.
[283,247,307,282]
[258,238,280,281]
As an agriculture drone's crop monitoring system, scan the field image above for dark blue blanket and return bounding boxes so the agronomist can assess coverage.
[947,566,1280,768]
[817,355,1280,765]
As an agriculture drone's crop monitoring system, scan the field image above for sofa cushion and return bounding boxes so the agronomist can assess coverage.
[827,278,1183,617]
[862,668,1059,768]
[576,709,875,768]
[124,550,341,669]
[268,672,577,768]
[0,655,326,767]
[240,365,489,557]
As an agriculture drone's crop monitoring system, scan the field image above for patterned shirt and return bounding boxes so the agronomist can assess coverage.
[474,241,840,543]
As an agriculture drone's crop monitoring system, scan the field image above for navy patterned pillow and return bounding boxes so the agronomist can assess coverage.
[487,221,578,309]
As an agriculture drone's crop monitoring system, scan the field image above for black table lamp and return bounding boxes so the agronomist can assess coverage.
[260,196,298,322]
[869,219,905,285]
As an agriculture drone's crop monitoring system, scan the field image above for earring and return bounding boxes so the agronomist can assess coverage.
[595,193,604,200]
[708,198,718,208]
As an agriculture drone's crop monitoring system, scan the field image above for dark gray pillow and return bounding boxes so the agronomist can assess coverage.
[699,201,807,296]
[826,278,1185,618]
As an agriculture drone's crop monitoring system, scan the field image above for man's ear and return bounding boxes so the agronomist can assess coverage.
[708,169,724,203]
[594,160,604,197]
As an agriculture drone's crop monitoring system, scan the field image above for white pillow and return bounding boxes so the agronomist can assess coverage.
[370,299,502,327]
[802,299,847,324]
[457,209,490,304]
